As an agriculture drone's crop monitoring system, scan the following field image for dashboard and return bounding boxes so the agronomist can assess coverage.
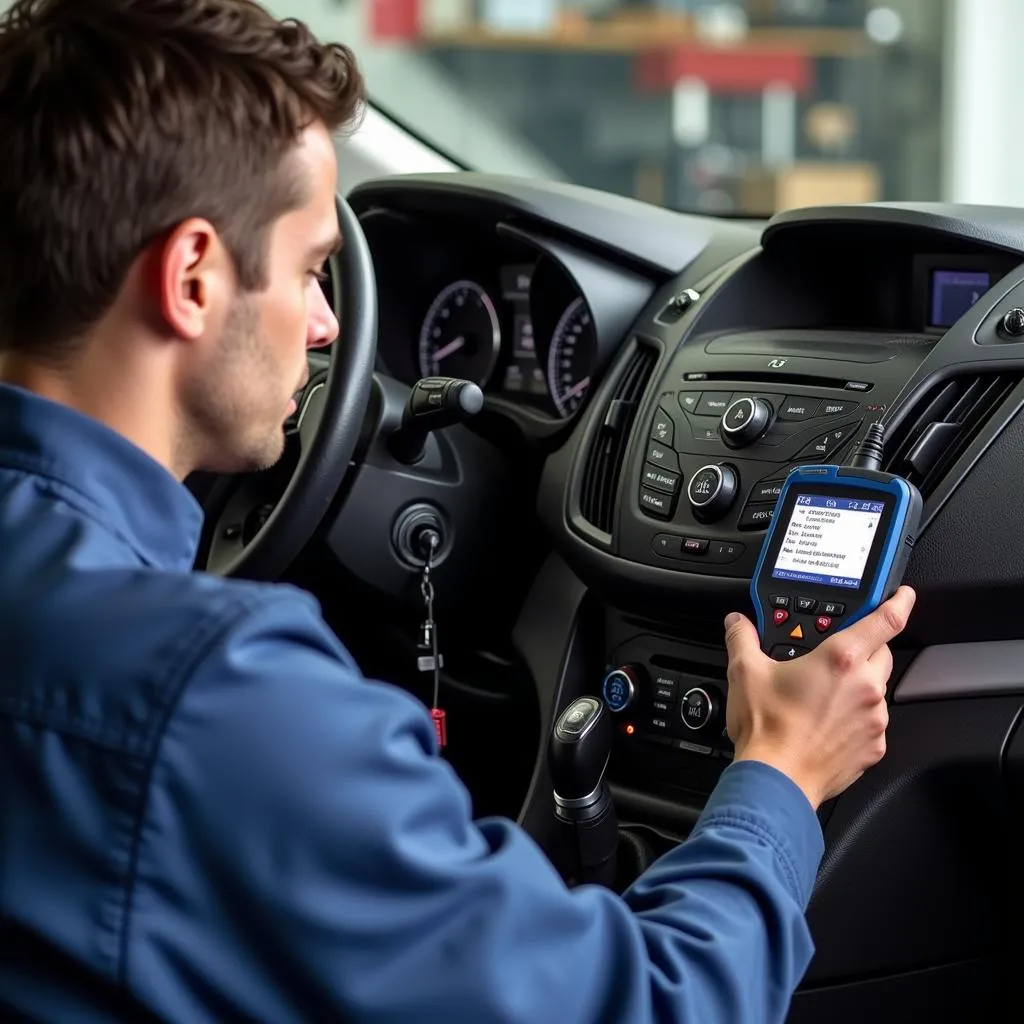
[345,174,1024,1023]
[363,199,656,435]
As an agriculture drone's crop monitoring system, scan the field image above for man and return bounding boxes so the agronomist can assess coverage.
[0,1,915,1021]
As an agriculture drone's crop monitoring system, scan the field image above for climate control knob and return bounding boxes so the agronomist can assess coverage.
[601,665,641,713]
[680,686,718,732]
[687,464,739,522]
[720,397,772,448]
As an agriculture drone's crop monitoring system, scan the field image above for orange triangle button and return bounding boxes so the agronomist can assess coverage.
[789,624,804,639]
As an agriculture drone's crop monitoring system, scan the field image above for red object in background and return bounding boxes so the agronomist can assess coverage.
[431,707,447,748]
[370,0,420,42]
[636,47,812,95]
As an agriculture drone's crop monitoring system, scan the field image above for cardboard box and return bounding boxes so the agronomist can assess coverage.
[737,161,880,212]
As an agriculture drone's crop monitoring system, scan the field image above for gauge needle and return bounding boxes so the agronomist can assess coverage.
[563,376,591,400]
[434,336,466,361]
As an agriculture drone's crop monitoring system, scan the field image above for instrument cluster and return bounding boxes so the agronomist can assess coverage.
[388,255,597,422]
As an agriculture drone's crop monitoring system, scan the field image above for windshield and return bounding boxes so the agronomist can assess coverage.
[277,0,981,217]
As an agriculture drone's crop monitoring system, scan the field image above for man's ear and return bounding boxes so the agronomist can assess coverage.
[153,218,227,340]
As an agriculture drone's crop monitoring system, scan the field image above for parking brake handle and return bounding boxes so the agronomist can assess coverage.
[389,376,484,464]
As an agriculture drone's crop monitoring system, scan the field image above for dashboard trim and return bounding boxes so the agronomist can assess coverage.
[894,641,1024,702]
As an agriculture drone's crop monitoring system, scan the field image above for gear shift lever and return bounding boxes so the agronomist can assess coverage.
[547,697,618,888]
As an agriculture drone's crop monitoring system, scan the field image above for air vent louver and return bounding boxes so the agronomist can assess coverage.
[579,342,658,534]
[884,373,1021,499]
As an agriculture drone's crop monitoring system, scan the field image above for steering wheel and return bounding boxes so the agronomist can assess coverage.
[206,193,377,580]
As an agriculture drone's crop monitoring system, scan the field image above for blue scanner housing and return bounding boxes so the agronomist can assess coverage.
[750,464,922,658]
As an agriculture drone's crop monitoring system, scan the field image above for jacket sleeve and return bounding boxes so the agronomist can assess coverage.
[127,589,824,1024]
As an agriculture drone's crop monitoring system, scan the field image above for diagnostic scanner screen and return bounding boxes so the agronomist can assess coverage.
[772,494,885,589]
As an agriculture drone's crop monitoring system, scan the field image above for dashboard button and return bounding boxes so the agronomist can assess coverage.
[682,537,709,556]
[678,392,701,414]
[821,601,846,616]
[653,672,680,700]
[779,397,820,421]
[691,421,721,443]
[646,441,679,472]
[651,534,681,558]
[844,382,871,392]
[737,504,775,530]
[795,422,861,461]
[751,479,785,503]
[642,466,681,494]
[650,409,674,446]
[639,488,673,518]
[696,392,732,416]
[820,399,859,417]
[708,540,745,562]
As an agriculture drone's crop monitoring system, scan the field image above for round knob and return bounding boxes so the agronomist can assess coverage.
[1003,308,1024,337]
[680,687,715,732]
[687,464,739,522]
[601,665,641,713]
[720,397,772,448]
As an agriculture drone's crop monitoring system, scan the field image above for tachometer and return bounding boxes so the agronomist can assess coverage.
[418,280,501,385]
[547,297,595,418]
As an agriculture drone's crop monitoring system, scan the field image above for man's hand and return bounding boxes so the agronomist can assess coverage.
[723,586,916,810]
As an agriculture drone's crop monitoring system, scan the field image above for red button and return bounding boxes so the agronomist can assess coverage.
[773,609,790,627]
[815,615,833,633]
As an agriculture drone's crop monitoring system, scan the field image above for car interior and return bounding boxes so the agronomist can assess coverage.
[184,163,1024,1022]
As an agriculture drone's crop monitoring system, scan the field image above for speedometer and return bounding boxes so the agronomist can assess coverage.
[418,280,501,385]
[547,297,596,418]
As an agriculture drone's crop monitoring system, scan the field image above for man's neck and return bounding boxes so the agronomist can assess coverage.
[0,351,185,478]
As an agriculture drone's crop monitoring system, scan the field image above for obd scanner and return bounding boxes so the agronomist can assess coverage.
[750,423,922,660]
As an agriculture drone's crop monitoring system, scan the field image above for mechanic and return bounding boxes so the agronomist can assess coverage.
[0,2,915,1022]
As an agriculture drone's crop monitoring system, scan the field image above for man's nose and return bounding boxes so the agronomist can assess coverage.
[308,289,340,350]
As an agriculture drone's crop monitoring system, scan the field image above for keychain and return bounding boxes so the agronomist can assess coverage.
[416,530,446,749]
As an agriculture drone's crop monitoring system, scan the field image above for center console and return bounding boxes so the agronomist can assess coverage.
[617,329,931,584]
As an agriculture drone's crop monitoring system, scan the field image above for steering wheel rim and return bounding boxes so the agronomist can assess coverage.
[216,193,377,581]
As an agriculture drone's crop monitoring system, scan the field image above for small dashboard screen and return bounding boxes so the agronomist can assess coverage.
[771,494,886,590]
[929,269,990,327]
[500,264,547,398]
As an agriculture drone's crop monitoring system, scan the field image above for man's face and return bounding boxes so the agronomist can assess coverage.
[182,122,341,474]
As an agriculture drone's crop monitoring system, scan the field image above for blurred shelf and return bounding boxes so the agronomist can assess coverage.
[420,21,878,58]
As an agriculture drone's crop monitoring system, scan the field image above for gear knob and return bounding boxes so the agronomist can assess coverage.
[548,697,612,803]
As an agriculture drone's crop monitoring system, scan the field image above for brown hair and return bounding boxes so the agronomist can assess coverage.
[0,0,364,354]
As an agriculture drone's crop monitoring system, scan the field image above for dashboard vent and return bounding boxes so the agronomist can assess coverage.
[579,341,659,534]
[883,373,1021,499]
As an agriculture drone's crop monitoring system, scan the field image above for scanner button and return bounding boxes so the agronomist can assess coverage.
[770,644,809,661]
[789,624,805,640]
[821,601,845,617]
[773,609,790,627]
[770,595,790,609]
[816,616,833,634]
[796,596,818,613]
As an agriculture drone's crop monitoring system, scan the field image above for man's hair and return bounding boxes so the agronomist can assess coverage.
[0,0,364,354]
